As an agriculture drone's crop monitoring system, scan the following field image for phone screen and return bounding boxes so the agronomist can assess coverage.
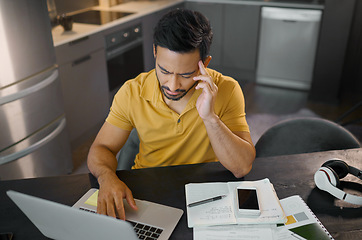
[237,188,259,210]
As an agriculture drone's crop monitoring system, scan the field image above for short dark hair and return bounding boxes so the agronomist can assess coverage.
[153,8,213,62]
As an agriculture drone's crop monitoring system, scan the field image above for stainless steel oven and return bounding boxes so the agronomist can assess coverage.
[105,23,144,99]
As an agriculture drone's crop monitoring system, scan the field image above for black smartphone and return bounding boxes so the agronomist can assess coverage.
[237,187,261,215]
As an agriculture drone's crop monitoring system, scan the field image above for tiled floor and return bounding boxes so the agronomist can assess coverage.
[71,82,362,175]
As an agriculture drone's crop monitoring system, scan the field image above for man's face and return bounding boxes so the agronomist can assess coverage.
[154,46,201,101]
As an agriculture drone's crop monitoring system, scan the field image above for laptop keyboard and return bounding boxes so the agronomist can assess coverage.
[79,207,163,239]
[127,220,163,239]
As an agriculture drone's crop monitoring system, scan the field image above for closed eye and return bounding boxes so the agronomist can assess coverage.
[157,64,196,78]
[180,74,192,79]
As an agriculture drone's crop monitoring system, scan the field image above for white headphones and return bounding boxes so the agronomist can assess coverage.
[314,158,362,205]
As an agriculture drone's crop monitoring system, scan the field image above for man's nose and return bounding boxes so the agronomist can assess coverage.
[168,74,180,91]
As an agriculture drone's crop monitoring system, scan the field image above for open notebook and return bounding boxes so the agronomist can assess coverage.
[7,189,183,240]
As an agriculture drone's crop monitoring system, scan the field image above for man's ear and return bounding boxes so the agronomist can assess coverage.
[153,45,157,58]
[203,56,212,68]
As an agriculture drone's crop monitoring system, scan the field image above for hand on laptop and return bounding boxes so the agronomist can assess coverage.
[97,173,138,220]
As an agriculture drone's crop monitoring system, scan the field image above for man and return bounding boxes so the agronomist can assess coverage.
[87,8,256,220]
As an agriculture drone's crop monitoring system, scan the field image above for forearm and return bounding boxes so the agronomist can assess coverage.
[203,116,256,178]
[87,145,119,182]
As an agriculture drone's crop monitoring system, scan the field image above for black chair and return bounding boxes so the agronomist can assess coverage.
[255,117,361,158]
[116,128,140,170]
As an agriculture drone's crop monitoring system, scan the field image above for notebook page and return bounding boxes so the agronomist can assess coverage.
[185,182,235,227]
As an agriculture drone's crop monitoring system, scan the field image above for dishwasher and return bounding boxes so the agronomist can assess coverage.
[256,7,322,90]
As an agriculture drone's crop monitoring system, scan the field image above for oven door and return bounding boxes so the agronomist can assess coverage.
[106,38,144,99]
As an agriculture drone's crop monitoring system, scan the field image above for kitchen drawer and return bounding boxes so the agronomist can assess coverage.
[55,32,104,65]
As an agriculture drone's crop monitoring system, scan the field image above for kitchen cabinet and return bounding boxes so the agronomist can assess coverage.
[222,4,260,82]
[185,1,260,82]
[184,2,223,67]
[342,0,362,95]
[310,0,356,103]
[142,10,165,71]
[55,34,109,148]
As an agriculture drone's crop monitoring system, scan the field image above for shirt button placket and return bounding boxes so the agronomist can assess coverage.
[176,118,182,133]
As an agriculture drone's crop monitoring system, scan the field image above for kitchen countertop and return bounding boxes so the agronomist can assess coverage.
[52,0,183,47]
[52,0,324,47]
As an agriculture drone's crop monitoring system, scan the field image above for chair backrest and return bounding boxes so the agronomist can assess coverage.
[116,129,140,170]
[255,117,361,158]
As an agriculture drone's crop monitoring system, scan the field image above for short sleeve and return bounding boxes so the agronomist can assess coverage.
[106,83,134,131]
[215,76,249,133]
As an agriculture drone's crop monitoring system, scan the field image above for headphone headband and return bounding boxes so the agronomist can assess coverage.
[349,165,362,180]
[314,159,362,206]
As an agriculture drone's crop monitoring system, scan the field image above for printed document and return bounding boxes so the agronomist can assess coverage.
[185,178,286,227]
[274,195,333,240]
[194,224,275,240]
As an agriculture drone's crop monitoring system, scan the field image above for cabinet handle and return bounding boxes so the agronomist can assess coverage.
[282,20,297,23]
[72,55,91,67]
[69,36,89,46]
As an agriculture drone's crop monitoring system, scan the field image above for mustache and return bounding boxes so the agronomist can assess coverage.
[161,81,198,93]
[161,86,186,93]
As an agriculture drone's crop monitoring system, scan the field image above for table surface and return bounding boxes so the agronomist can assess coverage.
[0,148,361,240]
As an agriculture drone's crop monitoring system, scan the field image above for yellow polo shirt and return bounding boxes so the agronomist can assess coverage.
[106,68,249,169]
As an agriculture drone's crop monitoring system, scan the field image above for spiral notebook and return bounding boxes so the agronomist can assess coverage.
[277,195,333,240]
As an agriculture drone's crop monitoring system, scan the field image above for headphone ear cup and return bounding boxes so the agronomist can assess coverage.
[316,162,362,205]
[322,159,349,179]
[314,168,329,191]
[314,166,340,190]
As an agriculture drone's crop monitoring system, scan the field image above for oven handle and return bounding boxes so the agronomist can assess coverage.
[106,38,143,60]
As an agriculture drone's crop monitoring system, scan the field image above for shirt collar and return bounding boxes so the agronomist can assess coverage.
[140,70,162,103]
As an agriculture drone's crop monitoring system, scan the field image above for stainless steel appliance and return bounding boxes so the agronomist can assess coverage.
[0,0,73,180]
[105,23,144,98]
[256,7,322,90]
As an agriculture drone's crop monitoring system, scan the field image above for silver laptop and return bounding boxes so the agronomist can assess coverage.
[7,189,183,240]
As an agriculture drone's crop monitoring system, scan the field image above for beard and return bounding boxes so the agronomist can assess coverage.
[156,72,198,101]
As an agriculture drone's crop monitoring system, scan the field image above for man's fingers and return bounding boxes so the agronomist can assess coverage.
[97,198,106,215]
[198,60,208,75]
[195,79,217,93]
[96,179,137,220]
[125,189,138,211]
[107,199,117,218]
[114,197,126,220]
[194,61,216,91]
[97,190,125,219]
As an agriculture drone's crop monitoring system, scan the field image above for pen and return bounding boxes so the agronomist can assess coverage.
[187,195,227,208]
